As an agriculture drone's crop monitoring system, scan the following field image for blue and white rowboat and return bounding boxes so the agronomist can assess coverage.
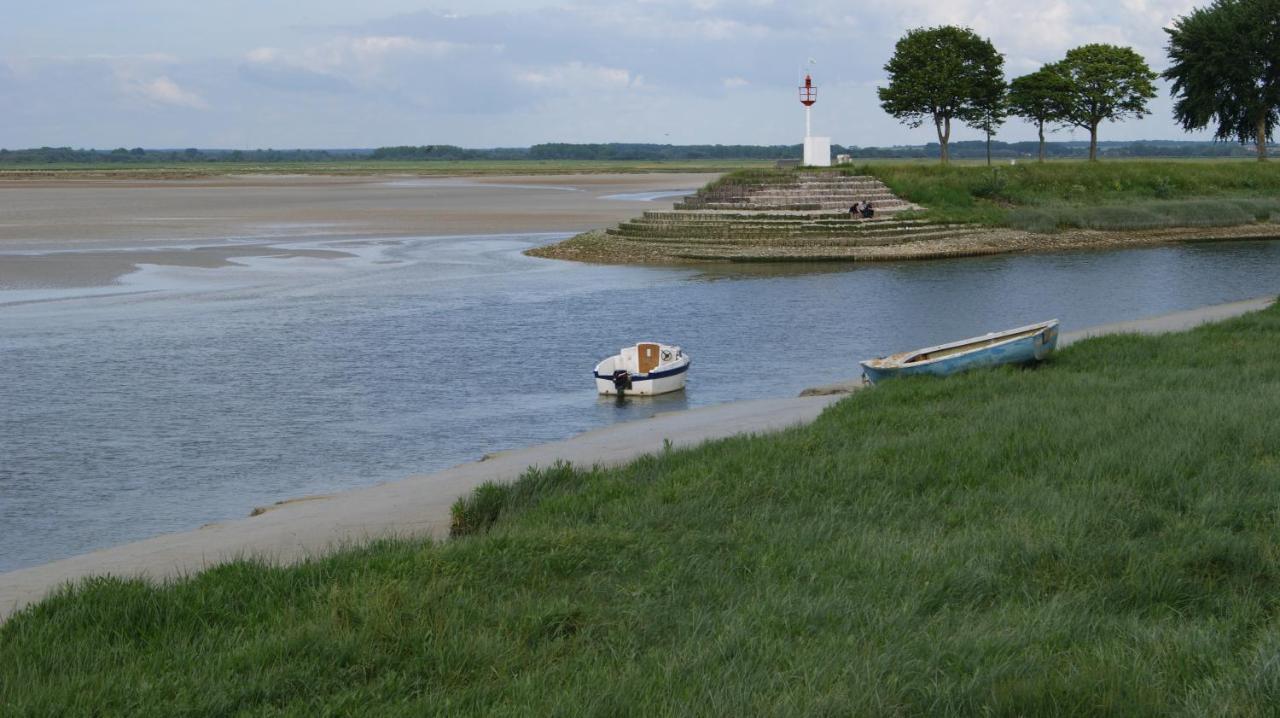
[595,342,690,396]
[860,320,1059,384]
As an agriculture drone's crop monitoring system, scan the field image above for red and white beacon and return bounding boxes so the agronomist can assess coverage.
[799,72,830,166]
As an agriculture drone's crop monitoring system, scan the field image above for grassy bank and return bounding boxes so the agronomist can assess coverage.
[0,159,768,180]
[857,161,1280,228]
[5,302,1280,714]
[531,161,1280,266]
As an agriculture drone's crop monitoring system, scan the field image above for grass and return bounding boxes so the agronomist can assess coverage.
[5,302,1280,715]
[848,161,1280,228]
[0,159,771,180]
[1007,199,1280,233]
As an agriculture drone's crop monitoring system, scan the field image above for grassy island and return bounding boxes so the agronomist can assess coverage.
[4,301,1280,714]
[530,161,1280,265]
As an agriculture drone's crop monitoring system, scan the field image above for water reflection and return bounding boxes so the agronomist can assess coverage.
[592,390,692,423]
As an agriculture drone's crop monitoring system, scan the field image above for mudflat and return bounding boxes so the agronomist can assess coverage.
[0,173,718,287]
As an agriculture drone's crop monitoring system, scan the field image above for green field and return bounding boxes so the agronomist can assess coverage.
[856,161,1280,229]
[5,302,1280,715]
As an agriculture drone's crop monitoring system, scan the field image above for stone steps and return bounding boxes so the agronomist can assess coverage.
[748,192,900,199]
[589,170,959,263]
[634,216,927,226]
[696,196,913,205]
[617,228,982,248]
[609,222,966,239]
[755,183,892,190]
[616,216,925,228]
[664,234,981,261]
[634,213,930,224]
[614,224,925,235]
[641,210,913,220]
[690,202,915,211]
[676,173,907,211]
[612,220,968,234]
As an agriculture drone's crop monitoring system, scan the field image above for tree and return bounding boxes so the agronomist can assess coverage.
[1165,0,1280,161]
[1008,69,1073,162]
[962,62,1009,168]
[1047,44,1158,161]
[972,85,1008,167]
[878,26,1005,164]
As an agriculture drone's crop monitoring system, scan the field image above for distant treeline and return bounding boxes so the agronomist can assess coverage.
[0,141,1272,164]
[0,147,367,164]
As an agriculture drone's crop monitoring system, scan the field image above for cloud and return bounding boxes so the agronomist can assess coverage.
[1,54,211,112]
[515,62,642,90]
[867,0,1196,67]
[128,76,208,109]
[236,35,531,115]
[239,35,471,93]
[0,1,1224,148]
[238,57,355,93]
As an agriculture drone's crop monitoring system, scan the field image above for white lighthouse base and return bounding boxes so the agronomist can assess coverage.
[803,137,831,167]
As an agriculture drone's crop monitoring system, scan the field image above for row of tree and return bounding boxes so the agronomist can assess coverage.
[526,143,816,160]
[0,147,362,164]
[878,0,1279,162]
[0,144,841,164]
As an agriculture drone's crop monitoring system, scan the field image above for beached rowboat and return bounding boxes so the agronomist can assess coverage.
[594,342,690,396]
[860,320,1059,384]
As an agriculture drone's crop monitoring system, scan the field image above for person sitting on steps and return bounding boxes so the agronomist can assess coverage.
[861,201,875,219]
[850,201,865,219]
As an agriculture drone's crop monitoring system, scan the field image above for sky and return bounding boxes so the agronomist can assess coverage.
[0,0,1220,149]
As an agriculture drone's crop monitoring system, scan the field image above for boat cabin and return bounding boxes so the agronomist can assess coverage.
[620,342,662,374]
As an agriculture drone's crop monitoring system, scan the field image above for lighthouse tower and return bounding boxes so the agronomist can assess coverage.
[799,73,831,167]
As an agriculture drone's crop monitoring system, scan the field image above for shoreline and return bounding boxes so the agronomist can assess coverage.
[1,293,1274,621]
[527,223,1280,266]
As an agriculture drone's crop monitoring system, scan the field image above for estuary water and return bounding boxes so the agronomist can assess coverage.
[3,235,1280,572]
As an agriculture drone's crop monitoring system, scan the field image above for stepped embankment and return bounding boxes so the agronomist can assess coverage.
[529,169,1280,265]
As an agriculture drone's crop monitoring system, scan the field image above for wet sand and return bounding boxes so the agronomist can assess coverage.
[0,294,1272,622]
[0,173,717,287]
[0,245,358,289]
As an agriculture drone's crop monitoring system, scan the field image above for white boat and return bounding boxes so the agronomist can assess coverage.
[594,342,690,396]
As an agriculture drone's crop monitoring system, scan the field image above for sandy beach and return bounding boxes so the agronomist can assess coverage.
[0,173,718,287]
[0,294,1272,622]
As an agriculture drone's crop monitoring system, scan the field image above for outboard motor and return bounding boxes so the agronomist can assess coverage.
[611,369,632,395]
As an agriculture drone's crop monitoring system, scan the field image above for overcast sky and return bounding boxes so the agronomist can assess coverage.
[0,0,1220,149]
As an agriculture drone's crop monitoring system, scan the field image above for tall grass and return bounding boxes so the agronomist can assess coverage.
[5,303,1280,714]
[1008,199,1271,233]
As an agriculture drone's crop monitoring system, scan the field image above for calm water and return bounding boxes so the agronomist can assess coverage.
[3,235,1280,571]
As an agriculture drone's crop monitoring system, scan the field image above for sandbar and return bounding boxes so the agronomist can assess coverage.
[0,173,718,288]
